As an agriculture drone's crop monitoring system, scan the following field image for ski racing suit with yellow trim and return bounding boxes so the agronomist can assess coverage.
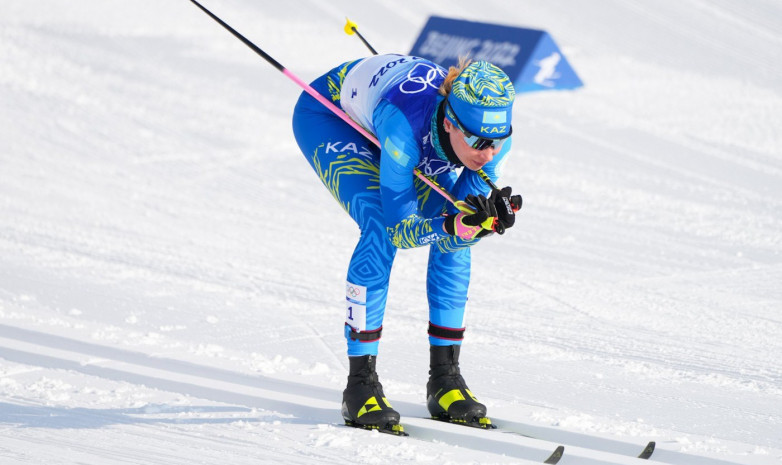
[291,54,511,356]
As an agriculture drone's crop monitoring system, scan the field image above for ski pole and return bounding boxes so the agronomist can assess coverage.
[342,18,500,195]
[189,0,471,213]
[189,0,375,143]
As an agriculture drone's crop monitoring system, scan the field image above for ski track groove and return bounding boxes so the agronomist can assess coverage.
[0,324,754,465]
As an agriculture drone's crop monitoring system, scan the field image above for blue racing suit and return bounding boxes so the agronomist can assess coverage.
[291,55,511,356]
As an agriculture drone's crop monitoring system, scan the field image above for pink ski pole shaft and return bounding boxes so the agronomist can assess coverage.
[189,0,469,211]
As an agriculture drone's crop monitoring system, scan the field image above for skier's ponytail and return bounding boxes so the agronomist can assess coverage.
[438,56,472,97]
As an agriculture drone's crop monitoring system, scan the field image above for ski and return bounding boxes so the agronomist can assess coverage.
[638,441,656,459]
[346,417,567,464]
[502,427,656,460]
[426,417,566,464]
[544,445,565,465]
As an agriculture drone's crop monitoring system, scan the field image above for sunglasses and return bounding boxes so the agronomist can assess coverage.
[446,100,512,150]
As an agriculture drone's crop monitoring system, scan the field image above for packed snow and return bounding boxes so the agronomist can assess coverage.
[1,0,781,464]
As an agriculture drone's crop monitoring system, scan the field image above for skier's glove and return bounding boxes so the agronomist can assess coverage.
[490,186,522,232]
[443,194,498,240]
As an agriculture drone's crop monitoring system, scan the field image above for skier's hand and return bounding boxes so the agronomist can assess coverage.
[490,186,522,233]
[443,194,497,240]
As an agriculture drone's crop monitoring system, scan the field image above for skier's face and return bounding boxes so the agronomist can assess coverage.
[444,118,502,171]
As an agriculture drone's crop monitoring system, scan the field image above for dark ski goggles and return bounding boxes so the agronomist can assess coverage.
[446,100,512,150]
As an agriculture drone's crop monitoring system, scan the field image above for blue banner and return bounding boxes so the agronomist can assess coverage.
[409,16,583,93]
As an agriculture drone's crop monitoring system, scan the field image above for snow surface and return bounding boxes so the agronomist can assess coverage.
[1,0,781,464]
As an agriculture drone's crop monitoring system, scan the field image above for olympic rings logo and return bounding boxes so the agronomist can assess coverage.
[346,285,362,298]
[399,63,445,94]
[418,158,458,176]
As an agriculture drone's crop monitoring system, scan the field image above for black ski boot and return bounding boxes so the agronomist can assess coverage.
[341,355,406,435]
[426,345,495,429]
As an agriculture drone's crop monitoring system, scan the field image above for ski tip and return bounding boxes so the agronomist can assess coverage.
[544,445,565,465]
[638,441,656,459]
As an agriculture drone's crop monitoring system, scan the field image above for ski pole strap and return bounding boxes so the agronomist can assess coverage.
[428,322,465,341]
[347,325,383,343]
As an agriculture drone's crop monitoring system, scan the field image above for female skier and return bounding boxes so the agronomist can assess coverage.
[292,54,520,434]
